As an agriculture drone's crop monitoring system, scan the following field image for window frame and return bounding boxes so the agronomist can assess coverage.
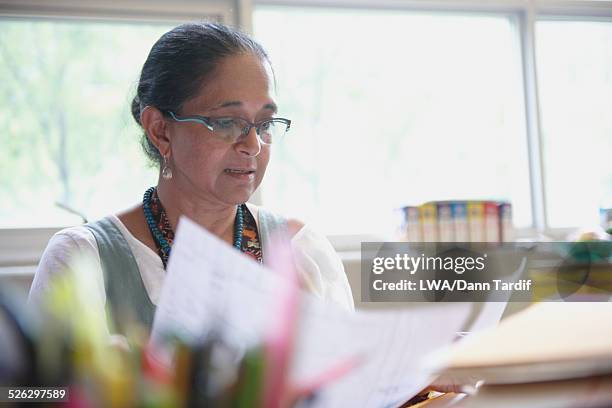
[0,0,243,23]
[1,0,611,269]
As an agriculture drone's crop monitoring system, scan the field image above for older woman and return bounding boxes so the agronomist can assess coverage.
[29,22,354,335]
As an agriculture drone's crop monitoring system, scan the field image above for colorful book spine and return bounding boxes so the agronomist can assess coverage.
[452,202,469,242]
[499,202,513,242]
[484,201,500,243]
[403,206,422,242]
[437,202,454,242]
[420,203,438,242]
[467,202,485,242]
[397,200,513,243]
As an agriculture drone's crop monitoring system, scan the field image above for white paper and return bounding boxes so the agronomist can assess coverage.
[151,217,471,407]
[464,255,527,334]
[292,301,470,407]
[150,216,277,352]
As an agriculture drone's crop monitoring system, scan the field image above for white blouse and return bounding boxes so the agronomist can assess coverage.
[28,212,355,332]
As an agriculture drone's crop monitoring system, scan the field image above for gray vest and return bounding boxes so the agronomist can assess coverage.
[84,209,287,335]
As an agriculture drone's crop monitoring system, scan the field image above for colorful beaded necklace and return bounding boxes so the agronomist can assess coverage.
[142,186,244,268]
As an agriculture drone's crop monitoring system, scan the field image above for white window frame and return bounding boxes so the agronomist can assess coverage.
[1,0,611,268]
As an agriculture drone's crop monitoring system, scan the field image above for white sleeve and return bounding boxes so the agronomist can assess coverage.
[291,226,355,312]
[28,227,108,333]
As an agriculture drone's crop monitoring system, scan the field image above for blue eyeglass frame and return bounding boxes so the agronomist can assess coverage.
[164,110,291,143]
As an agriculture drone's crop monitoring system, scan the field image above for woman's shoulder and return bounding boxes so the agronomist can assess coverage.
[244,203,305,239]
[290,224,356,311]
[244,204,354,309]
[287,218,305,238]
[29,224,102,305]
[35,221,108,276]
[244,203,332,250]
[34,212,149,277]
[45,224,99,254]
[289,224,338,270]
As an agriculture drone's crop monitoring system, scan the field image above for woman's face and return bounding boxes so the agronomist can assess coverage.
[167,52,276,206]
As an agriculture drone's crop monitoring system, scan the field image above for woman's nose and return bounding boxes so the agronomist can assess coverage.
[236,126,261,157]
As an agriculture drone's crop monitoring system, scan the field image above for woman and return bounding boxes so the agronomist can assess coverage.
[29,22,354,336]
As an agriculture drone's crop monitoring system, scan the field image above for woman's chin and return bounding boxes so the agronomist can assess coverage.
[222,188,254,205]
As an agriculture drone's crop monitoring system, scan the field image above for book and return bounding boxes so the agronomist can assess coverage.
[436,302,612,407]
[437,202,454,243]
[398,200,514,243]
[467,202,485,242]
[420,203,438,242]
[499,202,513,243]
[452,202,469,242]
[483,202,500,243]
[403,206,422,242]
[442,302,612,384]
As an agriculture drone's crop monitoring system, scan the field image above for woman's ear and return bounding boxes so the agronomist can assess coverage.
[141,106,171,157]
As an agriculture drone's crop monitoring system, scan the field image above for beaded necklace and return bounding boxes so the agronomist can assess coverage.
[142,186,244,268]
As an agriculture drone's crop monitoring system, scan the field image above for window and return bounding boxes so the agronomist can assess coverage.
[0,19,172,228]
[2,1,611,244]
[254,6,532,235]
[536,20,612,228]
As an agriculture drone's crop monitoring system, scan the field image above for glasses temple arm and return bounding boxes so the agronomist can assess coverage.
[167,111,214,131]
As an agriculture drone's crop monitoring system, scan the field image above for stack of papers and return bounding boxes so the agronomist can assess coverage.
[441,302,612,408]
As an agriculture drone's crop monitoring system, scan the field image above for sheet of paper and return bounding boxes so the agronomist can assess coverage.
[291,301,470,407]
[459,255,527,336]
[150,217,471,407]
[150,216,278,353]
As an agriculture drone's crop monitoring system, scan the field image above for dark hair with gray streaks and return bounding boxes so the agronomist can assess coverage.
[131,22,271,166]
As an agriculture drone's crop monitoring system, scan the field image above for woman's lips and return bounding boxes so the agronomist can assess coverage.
[224,168,256,180]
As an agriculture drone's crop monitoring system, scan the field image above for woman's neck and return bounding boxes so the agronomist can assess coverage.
[156,179,237,243]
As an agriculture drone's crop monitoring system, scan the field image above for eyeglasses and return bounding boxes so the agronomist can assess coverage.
[165,111,291,145]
